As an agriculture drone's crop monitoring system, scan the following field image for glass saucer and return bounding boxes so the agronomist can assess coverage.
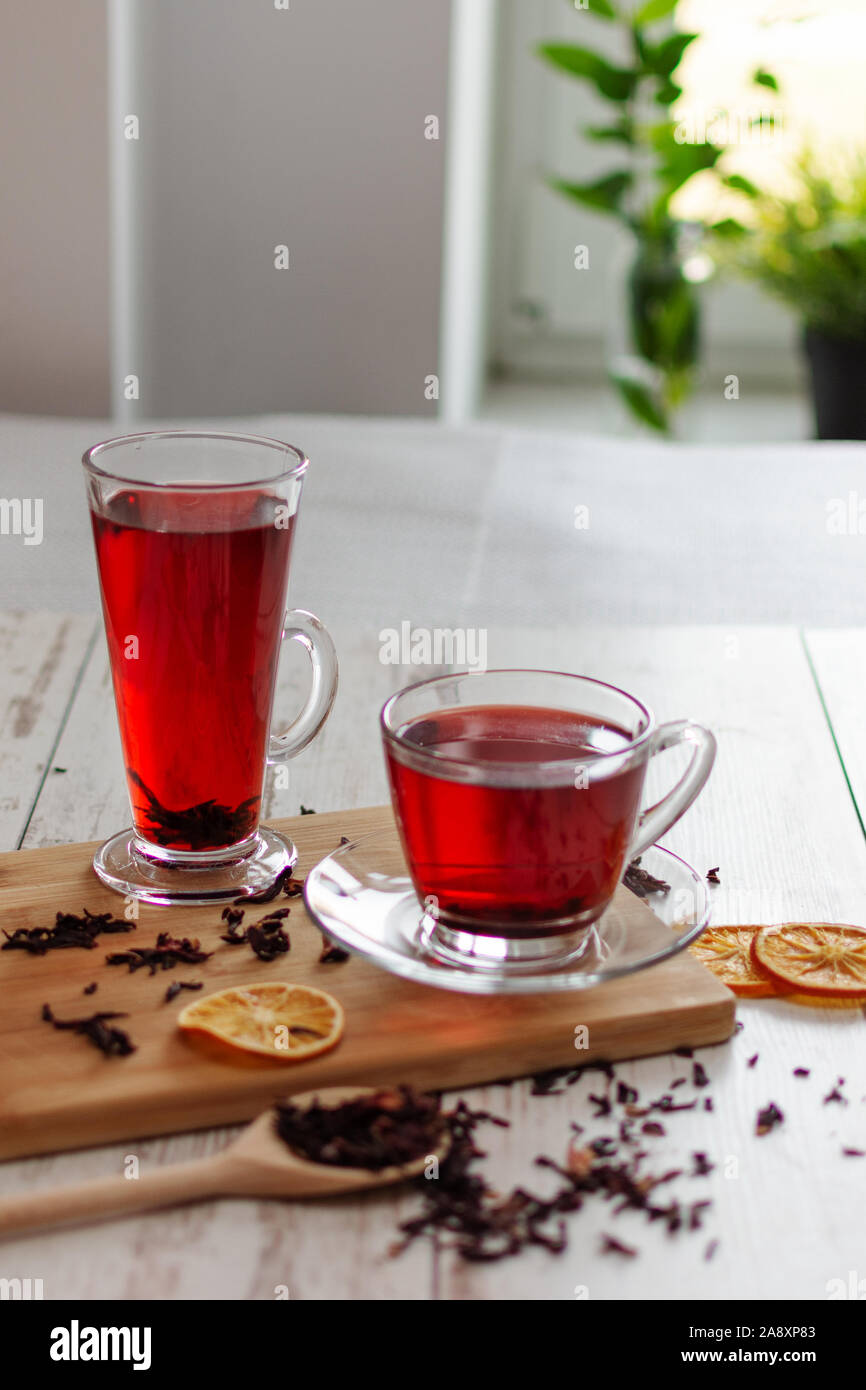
[303,825,710,995]
[92,826,297,906]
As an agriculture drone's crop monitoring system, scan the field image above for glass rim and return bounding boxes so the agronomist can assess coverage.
[81,429,309,490]
[380,668,656,775]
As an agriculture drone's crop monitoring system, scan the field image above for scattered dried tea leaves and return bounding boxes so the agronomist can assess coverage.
[589,1093,612,1118]
[234,867,305,906]
[275,1087,445,1171]
[2,909,135,956]
[756,1102,784,1137]
[566,1144,596,1180]
[394,1102,587,1262]
[164,980,203,1004]
[689,1200,712,1230]
[219,906,291,961]
[591,1136,619,1159]
[624,858,670,898]
[529,1061,611,1096]
[41,1003,135,1056]
[601,1233,637,1258]
[246,924,290,962]
[651,1168,683,1187]
[531,1069,568,1097]
[128,769,258,852]
[386,1081,720,1264]
[706,867,721,884]
[318,934,350,965]
[107,932,212,975]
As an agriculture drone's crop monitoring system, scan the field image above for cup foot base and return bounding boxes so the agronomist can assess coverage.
[92,826,297,906]
[420,915,593,974]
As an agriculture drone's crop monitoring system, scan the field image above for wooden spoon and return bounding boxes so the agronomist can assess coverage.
[0,1087,441,1238]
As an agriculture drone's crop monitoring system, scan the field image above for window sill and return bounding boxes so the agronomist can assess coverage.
[478,378,813,444]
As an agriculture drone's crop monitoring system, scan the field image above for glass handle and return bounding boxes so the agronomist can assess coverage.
[268,609,338,765]
[628,720,716,860]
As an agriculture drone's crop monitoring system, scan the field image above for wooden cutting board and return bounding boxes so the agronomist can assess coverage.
[0,806,734,1160]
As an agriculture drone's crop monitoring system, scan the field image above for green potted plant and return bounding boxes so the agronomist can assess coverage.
[713,150,866,439]
[538,0,722,433]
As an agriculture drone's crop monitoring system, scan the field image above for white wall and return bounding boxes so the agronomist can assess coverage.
[0,1,110,416]
[118,0,451,420]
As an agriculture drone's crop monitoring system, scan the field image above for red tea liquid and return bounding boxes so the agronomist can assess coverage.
[91,489,293,852]
[386,704,645,934]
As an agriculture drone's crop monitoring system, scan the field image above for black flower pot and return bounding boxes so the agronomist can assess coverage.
[804,326,866,440]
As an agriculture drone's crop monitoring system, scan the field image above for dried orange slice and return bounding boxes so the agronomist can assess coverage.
[689,925,778,997]
[178,982,344,1059]
[752,924,866,998]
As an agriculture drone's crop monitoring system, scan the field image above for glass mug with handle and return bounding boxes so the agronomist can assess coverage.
[83,430,338,905]
[382,670,716,970]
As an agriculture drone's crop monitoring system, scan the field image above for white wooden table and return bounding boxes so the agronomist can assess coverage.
[2,614,865,1300]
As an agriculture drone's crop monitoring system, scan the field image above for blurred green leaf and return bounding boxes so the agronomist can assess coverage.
[583,0,619,18]
[654,79,683,105]
[537,43,637,101]
[753,68,779,91]
[643,32,698,78]
[585,117,636,145]
[612,375,669,431]
[723,173,760,198]
[807,217,866,251]
[632,26,651,65]
[550,171,633,213]
[719,150,866,339]
[652,124,721,194]
[634,0,679,23]
[710,217,748,238]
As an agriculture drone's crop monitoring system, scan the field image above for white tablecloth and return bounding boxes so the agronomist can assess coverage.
[2,411,865,624]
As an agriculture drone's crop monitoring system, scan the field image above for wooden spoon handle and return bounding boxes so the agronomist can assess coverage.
[0,1156,232,1236]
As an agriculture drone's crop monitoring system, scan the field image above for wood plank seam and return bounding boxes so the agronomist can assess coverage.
[14,619,100,851]
[800,627,866,844]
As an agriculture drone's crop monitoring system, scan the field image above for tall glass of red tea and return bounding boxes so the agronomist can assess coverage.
[83,430,337,904]
[382,670,715,968]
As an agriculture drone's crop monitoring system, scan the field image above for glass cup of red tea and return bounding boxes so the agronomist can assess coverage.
[83,430,338,905]
[382,670,716,970]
